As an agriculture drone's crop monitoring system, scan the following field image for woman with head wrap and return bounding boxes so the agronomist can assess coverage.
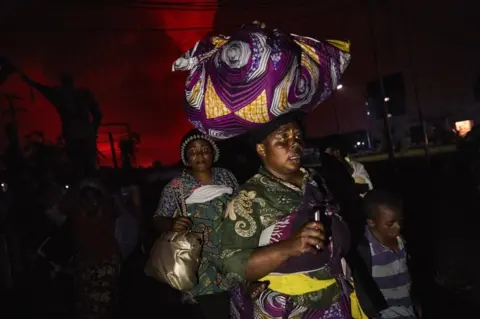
[173,22,366,318]
[221,113,367,318]
[152,129,239,318]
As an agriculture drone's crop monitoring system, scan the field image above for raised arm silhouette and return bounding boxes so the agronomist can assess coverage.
[21,70,102,180]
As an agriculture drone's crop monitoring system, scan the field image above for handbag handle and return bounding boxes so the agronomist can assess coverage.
[173,170,188,218]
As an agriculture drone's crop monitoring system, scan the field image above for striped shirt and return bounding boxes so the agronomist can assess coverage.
[366,227,416,319]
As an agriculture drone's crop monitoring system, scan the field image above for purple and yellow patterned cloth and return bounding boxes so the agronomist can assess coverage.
[172,22,351,139]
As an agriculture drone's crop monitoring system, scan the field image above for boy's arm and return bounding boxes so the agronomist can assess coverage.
[405,244,423,317]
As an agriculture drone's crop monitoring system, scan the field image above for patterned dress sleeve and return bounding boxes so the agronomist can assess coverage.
[153,180,178,218]
[220,190,263,285]
[225,169,240,194]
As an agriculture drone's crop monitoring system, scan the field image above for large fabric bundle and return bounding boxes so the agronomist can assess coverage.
[172,22,351,140]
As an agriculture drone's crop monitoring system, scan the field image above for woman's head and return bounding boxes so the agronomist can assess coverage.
[180,130,220,172]
[324,134,351,159]
[77,179,105,217]
[256,121,304,177]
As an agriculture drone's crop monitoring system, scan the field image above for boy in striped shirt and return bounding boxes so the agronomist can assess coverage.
[362,190,419,319]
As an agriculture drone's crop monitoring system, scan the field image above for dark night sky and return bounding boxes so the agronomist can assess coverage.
[1,0,479,166]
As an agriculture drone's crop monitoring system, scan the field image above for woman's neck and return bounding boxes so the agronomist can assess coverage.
[192,169,213,185]
[264,166,304,189]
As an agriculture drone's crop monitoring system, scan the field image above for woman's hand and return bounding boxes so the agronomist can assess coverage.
[171,216,193,232]
[244,222,325,282]
[281,221,325,257]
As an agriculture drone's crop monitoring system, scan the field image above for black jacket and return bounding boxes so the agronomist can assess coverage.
[347,236,389,318]
[317,154,365,247]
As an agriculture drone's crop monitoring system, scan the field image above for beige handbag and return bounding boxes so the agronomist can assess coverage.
[145,179,203,291]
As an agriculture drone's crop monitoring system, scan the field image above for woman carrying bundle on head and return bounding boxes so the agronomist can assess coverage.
[172,21,368,318]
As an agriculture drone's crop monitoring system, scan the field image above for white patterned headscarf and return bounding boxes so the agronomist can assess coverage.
[180,129,220,166]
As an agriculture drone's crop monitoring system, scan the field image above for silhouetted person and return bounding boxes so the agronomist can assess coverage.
[119,132,139,169]
[4,123,24,188]
[21,72,102,179]
[317,152,365,248]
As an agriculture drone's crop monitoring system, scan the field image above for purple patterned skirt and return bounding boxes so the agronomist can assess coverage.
[229,284,353,319]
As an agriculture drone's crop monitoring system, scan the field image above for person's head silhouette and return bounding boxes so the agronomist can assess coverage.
[59,73,74,89]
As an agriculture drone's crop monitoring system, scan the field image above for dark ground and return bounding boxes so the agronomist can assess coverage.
[3,150,479,318]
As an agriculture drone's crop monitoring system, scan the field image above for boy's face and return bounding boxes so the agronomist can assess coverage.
[368,206,402,241]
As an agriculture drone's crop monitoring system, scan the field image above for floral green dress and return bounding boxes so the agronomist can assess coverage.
[185,195,233,299]
[154,168,239,301]
[220,167,352,318]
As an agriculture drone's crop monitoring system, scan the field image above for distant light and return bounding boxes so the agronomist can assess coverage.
[65,185,69,189]
[336,84,343,90]
[384,97,390,102]
[367,111,370,116]
[365,101,369,106]
[361,142,365,146]
[387,113,392,118]
[356,141,361,146]
[455,120,474,137]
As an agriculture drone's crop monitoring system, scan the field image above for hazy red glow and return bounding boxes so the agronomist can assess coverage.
[1,0,478,167]
[0,1,216,166]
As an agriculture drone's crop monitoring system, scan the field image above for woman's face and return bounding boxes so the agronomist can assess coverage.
[186,139,214,172]
[78,188,103,216]
[257,122,304,177]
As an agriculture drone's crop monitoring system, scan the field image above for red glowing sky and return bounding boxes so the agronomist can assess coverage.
[1,0,479,166]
